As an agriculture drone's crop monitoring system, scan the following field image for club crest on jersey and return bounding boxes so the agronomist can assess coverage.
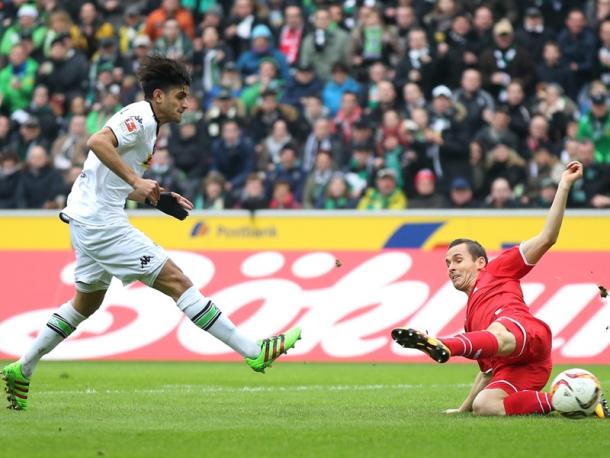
[142,153,153,169]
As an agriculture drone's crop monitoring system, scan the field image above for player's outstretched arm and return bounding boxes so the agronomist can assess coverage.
[446,371,492,414]
[520,161,583,265]
[87,127,160,205]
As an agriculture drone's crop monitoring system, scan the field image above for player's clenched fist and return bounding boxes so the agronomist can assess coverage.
[560,161,583,187]
[132,177,160,205]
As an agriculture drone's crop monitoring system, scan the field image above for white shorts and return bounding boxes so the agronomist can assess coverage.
[69,220,169,292]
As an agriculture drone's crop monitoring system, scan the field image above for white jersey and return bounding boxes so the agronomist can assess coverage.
[62,101,159,227]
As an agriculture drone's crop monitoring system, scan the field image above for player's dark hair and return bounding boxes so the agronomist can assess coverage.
[137,56,191,99]
[448,238,488,265]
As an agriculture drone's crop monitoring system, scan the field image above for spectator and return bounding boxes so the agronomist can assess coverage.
[38,35,89,103]
[237,24,290,83]
[50,114,88,171]
[142,148,188,199]
[0,115,11,153]
[153,19,194,64]
[25,86,58,141]
[205,88,245,139]
[250,89,300,144]
[569,139,610,207]
[10,116,49,161]
[534,83,578,143]
[452,68,495,137]
[351,7,396,68]
[302,117,341,171]
[474,105,520,154]
[204,62,243,109]
[482,176,521,209]
[479,19,534,99]
[265,144,305,201]
[211,119,255,194]
[117,5,146,57]
[280,64,323,112]
[269,179,300,209]
[257,118,293,170]
[144,0,195,43]
[15,145,66,208]
[522,114,555,160]
[577,86,610,163]
[528,146,565,197]
[318,172,355,209]
[344,142,376,200]
[427,85,470,189]
[168,111,211,181]
[530,177,559,208]
[514,7,553,61]
[302,149,335,209]
[395,27,438,96]
[536,41,576,100]
[400,82,426,119]
[359,62,389,111]
[0,5,47,57]
[448,176,477,208]
[557,9,597,94]
[194,26,233,100]
[240,58,284,115]
[235,172,268,211]
[0,44,38,114]
[88,37,126,93]
[484,143,528,197]
[596,19,610,89]
[389,6,418,66]
[277,4,306,66]
[300,7,351,82]
[437,14,478,89]
[86,89,121,134]
[470,5,495,61]
[322,62,361,117]
[75,2,115,58]
[505,81,531,139]
[125,35,152,76]
[357,168,407,210]
[334,91,363,146]
[0,152,21,209]
[408,168,447,208]
[43,10,82,58]
[193,171,228,210]
[368,80,400,125]
[224,0,267,57]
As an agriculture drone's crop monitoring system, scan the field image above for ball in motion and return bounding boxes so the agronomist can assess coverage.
[550,368,602,419]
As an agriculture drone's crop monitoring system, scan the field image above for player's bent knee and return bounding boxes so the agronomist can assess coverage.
[472,398,505,416]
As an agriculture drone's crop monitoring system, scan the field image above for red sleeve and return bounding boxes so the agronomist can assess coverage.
[485,246,533,280]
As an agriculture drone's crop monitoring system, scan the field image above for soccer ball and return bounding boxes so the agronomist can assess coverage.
[550,368,602,419]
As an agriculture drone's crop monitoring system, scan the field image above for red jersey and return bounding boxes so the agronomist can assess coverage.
[464,245,533,333]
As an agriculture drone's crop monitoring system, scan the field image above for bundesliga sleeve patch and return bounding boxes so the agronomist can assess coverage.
[119,115,143,135]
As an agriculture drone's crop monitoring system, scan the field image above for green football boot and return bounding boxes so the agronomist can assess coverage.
[246,326,302,373]
[2,361,30,410]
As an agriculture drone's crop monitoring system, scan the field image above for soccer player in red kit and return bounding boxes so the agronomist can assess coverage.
[393,161,608,418]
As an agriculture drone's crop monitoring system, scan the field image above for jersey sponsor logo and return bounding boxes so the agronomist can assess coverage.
[0,250,608,362]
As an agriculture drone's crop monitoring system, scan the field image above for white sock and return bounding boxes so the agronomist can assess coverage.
[176,286,260,358]
[19,301,87,378]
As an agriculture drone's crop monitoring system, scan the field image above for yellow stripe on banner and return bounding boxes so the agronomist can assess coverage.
[1,211,609,251]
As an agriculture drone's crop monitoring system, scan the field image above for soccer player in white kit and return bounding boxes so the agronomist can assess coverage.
[2,56,301,410]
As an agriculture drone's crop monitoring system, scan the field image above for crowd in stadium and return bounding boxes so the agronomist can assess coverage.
[1,0,610,210]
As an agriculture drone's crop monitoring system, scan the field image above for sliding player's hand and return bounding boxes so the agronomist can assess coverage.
[561,161,583,187]
[444,408,462,414]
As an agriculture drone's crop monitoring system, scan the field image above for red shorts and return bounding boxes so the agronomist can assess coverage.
[485,313,553,395]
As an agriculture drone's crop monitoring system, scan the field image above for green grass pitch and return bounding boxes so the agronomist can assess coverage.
[1,361,609,458]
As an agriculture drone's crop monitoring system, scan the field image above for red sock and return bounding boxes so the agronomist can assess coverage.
[503,391,553,415]
[439,331,499,359]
